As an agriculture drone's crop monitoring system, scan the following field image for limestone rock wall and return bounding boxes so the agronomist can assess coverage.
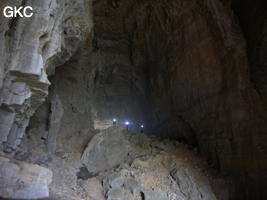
[88,0,267,199]
[231,0,267,110]
[129,1,267,199]
[89,0,155,132]
[130,1,267,199]
[0,0,92,153]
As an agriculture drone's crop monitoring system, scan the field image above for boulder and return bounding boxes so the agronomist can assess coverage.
[143,190,168,200]
[81,127,131,173]
[0,155,52,199]
[107,188,129,200]
[170,168,217,200]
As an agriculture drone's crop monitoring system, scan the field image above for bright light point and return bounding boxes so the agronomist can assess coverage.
[113,118,117,122]
[125,121,129,125]
[141,125,144,128]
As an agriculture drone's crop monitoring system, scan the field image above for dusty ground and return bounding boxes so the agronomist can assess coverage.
[18,127,228,200]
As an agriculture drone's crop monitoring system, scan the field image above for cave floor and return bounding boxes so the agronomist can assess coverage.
[26,127,228,200]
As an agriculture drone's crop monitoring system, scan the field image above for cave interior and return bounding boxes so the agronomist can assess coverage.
[0,0,267,200]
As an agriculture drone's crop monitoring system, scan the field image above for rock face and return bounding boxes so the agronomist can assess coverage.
[0,0,92,154]
[232,0,267,110]
[91,1,267,199]
[0,154,52,199]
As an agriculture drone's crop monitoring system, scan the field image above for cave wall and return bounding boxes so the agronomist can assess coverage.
[130,1,267,199]
[47,45,96,153]
[94,0,267,199]
[89,0,155,132]
[90,0,199,141]
[232,0,267,110]
[0,0,92,153]
[133,1,267,199]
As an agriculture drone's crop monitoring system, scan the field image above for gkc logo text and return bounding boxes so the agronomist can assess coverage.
[3,6,33,18]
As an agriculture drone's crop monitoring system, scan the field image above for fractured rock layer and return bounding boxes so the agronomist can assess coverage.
[0,0,92,153]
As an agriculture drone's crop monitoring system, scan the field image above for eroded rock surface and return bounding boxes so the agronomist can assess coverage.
[0,0,92,154]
